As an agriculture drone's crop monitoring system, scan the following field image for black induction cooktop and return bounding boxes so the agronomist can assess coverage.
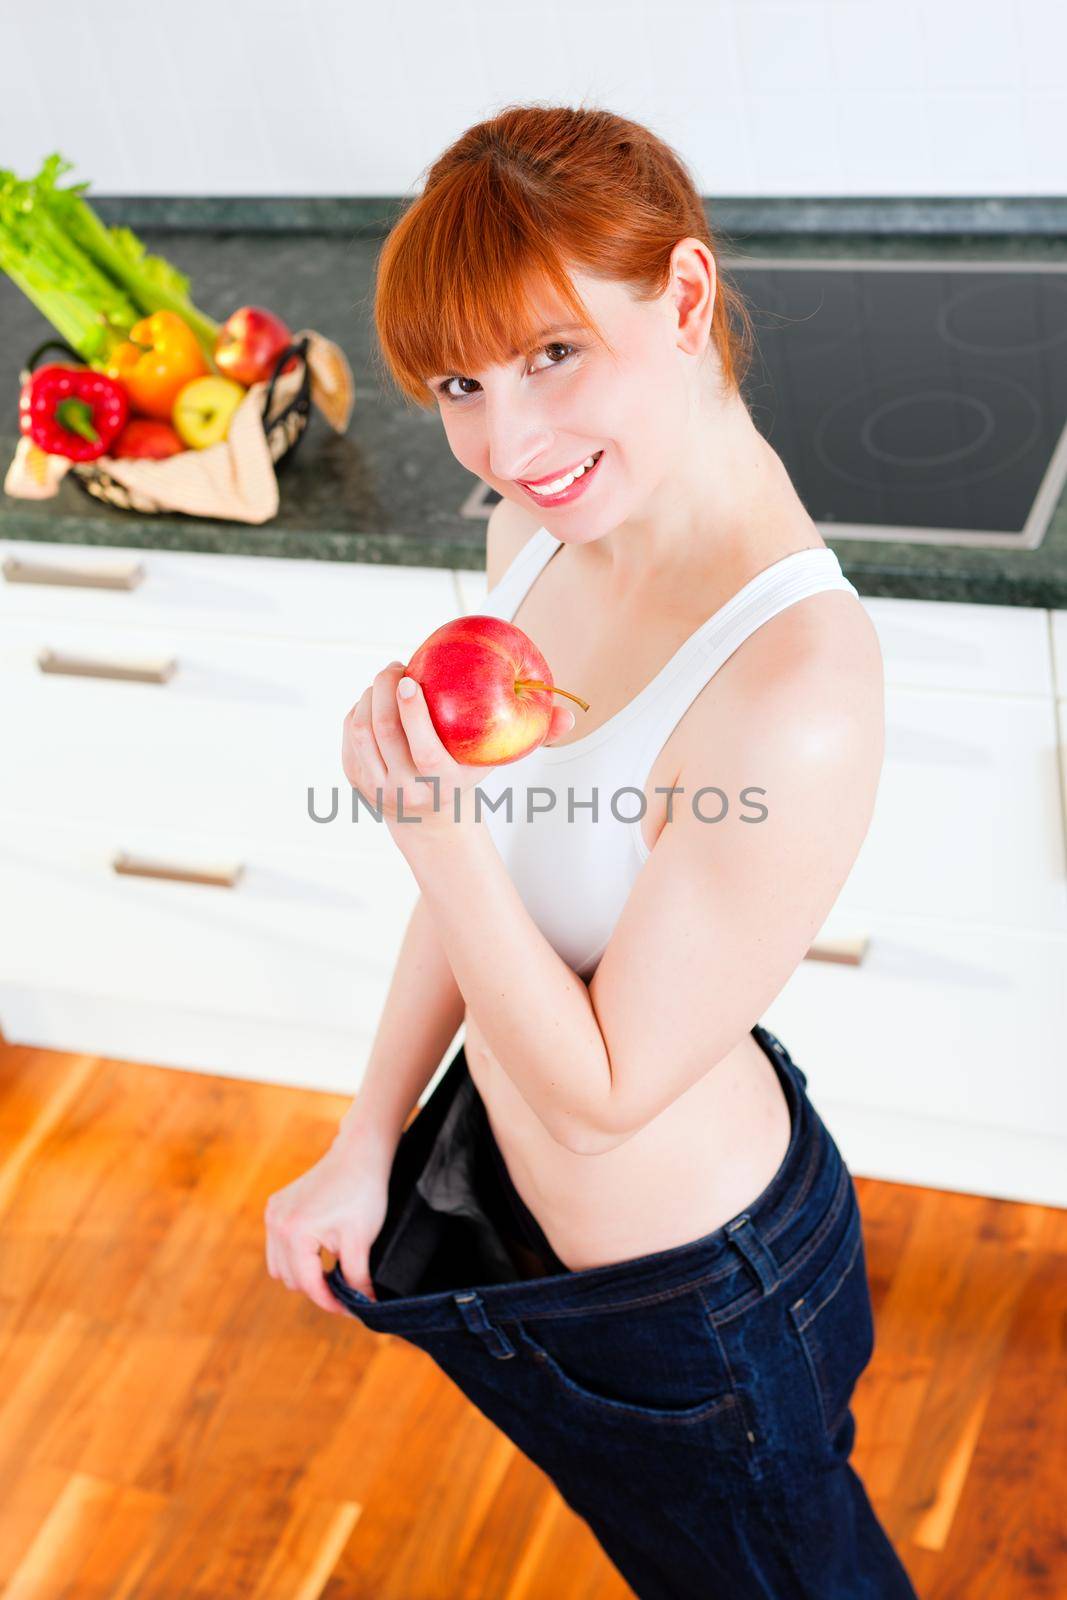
[462,258,1067,550]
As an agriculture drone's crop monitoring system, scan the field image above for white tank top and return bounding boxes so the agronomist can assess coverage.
[472,528,860,980]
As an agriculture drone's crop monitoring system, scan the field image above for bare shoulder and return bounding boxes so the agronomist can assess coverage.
[485,497,544,591]
[721,580,883,727]
[678,583,885,829]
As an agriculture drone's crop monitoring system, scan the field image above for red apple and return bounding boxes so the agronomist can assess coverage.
[214,306,295,387]
[404,616,589,766]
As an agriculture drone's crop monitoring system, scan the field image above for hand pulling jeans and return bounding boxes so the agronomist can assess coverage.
[325,1026,920,1600]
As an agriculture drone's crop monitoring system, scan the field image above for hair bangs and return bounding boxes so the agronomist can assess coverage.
[373,161,613,409]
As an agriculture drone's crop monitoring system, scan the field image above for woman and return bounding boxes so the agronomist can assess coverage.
[265,105,919,1598]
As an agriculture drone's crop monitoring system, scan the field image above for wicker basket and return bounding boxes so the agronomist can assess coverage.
[18,334,313,516]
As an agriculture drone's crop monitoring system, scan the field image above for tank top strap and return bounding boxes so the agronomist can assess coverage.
[483,525,559,618]
[629,549,860,801]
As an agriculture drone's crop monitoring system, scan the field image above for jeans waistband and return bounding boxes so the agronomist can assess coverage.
[326,1024,848,1336]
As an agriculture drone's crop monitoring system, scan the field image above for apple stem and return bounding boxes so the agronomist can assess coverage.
[515,678,590,712]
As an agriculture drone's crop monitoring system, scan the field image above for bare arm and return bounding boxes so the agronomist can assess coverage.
[333,892,466,1167]
[333,498,545,1164]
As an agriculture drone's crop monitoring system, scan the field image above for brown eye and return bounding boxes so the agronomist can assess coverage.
[438,342,579,404]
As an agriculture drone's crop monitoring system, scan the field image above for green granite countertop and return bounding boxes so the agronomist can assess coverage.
[2,216,1066,606]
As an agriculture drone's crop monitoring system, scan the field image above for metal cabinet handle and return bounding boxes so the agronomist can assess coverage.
[3,554,145,590]
[112,851,243,888]
[36,647,177,684]
[804,934,868,966]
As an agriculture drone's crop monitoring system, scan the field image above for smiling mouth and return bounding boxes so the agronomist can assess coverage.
[518,450,604,496]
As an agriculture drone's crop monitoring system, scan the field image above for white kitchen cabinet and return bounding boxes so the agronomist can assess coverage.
[0,815,416,1026]
[0,615,410,852]
[0,538,466,1092]
[835,685,1066,934]
[856,595,1053,695]
[0,815,418,1094]
[761,905,1067,1208]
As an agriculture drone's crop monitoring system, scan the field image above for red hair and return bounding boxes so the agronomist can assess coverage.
[371,102,756,411]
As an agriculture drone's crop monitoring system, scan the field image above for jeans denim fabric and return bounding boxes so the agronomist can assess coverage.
[325,1026,920,1600]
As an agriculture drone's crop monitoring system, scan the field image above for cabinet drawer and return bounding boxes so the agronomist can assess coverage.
[455,576,1055,697]
[836,686,1067,934]
[765,908,1067,1140]
[0,540,461,644]
[859,596,1053,696]
[0,816,419,1032]
[0,616,417,851]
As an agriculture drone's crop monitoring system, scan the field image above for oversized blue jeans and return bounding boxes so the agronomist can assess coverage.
[326,1026,920,1599]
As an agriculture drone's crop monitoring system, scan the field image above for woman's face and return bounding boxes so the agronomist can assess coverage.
[424,251,718,546]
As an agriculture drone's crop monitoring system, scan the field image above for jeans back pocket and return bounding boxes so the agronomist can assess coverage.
[787,1195,875,1446]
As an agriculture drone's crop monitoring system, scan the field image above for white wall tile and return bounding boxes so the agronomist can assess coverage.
[746,91,845,192]
[922,93,1029,191]
[4,0,1063,197]
[733,1,837,95]
[918,0,1023,92]
[1016,0,1067,89]
[825,2,927,95]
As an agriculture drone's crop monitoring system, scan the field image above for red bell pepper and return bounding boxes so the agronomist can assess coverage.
[19,364,129,461]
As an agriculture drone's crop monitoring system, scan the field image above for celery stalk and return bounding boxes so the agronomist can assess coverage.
[0,165,140,363]
[1,154,220,370]
[39,156,219,367]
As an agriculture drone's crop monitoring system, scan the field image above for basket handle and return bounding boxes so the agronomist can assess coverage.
[21,339,87,385]
[261,336,310,431]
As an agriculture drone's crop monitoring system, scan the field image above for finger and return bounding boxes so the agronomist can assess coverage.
[396,674,452,775]
[371,663,416,792]
[338,1246,377,1302]
[547,704,577,744]
[343,687,388,795]
[265,1208,292,1286]
[293,1236,347,1316]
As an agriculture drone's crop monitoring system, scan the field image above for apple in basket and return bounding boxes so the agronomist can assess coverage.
[172,376,246,449]
[215,306,297,386]
[403,616,589,766]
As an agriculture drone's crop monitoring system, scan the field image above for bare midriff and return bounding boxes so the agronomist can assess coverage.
[463,1007,793,1272]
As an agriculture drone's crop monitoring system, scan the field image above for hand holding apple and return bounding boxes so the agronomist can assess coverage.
[340,661,484,838]
[341,642,586,840]
[402,616,588,765]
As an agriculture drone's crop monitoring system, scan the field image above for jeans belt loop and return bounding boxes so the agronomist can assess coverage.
[453,1291,517,1359]
[724,1213,780,1296]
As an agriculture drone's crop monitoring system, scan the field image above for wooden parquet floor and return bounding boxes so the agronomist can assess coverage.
[1,1037,1063,1599]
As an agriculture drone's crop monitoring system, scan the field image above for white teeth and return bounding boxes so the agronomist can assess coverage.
[526,451,601,496]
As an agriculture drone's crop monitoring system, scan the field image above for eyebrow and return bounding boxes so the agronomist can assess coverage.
[427,323,590,386]
[507,322,589,357]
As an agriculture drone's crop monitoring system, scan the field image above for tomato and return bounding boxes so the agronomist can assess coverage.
[110,418,186,459]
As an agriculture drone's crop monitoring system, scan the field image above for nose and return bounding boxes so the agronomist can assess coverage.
[483,391,555,485]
